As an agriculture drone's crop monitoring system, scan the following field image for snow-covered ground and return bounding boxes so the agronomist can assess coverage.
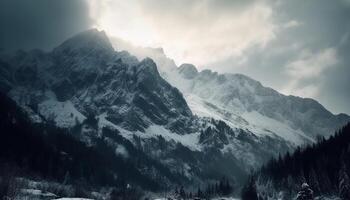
[19,188,57,198]
[153,197,240,200]
[55,198,93,200]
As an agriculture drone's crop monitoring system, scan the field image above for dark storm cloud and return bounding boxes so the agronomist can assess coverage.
[0,0,92,52]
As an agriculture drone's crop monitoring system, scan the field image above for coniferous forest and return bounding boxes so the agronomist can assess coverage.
[242,123,350,199]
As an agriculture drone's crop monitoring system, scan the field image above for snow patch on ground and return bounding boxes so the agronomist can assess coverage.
[153,197,240,200]
[55,198,93,200]
[20,188,57,197]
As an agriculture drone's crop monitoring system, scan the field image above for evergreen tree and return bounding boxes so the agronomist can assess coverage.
[224,178,233,195]
[179,186,186,199]
[319,169,332,193]
[174,186,180,199]
[215,182,219,195]
[62,171,71,185]
[188,191,192,199]
[308,168,320,195]
[196,187,203,198]
[339,164,350,200]
[241,177,259,200]
[285,175,295,198]
[296,183,314,200]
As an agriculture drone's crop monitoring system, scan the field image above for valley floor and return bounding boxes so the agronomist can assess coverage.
[1,176,342,200]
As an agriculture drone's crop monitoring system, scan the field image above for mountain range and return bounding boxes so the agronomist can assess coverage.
[112,36,349,143]
[0,29,349,190]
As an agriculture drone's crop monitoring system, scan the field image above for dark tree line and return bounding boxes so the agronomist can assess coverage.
[174,177,234,199]
[242,122,350,199]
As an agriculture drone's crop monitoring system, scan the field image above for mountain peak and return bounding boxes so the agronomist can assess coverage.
[53,29,114,54]
[137,57,159,76]
[178,63,198,79]
[50,29,115,75]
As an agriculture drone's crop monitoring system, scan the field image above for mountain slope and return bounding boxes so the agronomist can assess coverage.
[1,30,192,133]
[110,38,350,144]
[0,91,177,193]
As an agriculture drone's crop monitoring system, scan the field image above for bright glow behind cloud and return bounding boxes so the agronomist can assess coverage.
[88,0,158,47]
[87,0,276,66]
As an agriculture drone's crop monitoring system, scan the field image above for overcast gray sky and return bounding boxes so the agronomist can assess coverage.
[1,0,349,115]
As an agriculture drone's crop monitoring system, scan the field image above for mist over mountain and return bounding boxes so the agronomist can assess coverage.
[0,29,349,199]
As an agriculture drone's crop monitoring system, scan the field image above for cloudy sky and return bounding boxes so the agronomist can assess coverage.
[1,0,349,115]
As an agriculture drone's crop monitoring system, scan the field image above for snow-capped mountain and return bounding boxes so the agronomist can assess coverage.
[111,38,350,145]
[0,29,348,187]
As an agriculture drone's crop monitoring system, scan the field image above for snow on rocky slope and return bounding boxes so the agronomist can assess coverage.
[111,38,350,145]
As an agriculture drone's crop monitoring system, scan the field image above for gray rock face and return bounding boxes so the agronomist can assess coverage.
[1,29,193,133]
